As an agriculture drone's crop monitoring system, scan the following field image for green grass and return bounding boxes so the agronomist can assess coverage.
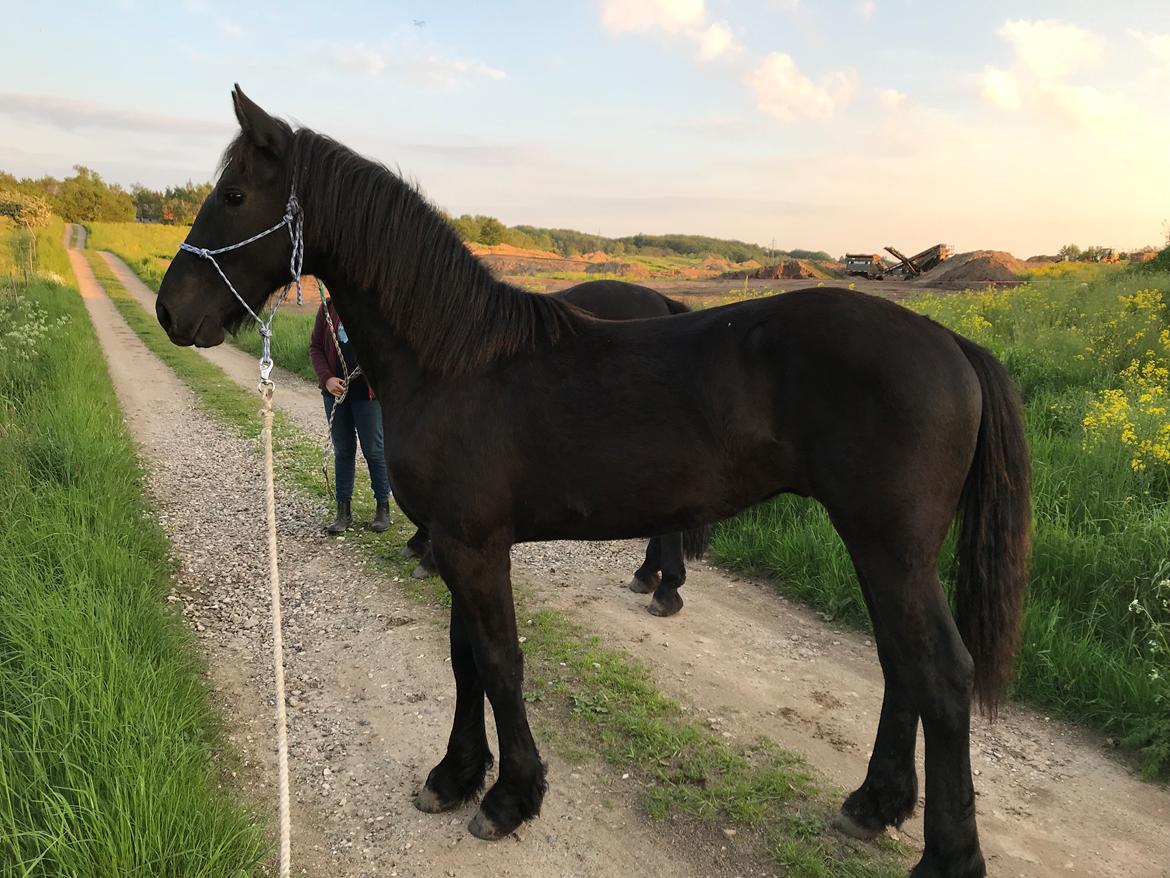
[0,232,265,875]
[87,248,909,876]
[715,271,1170,777]
[86,221,188,291]
[0,216,71,284]
[233,311,318,383]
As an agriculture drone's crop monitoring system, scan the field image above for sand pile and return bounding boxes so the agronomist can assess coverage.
[468,242,563,261]
[585,260,652,278]
[917,250,1025,285]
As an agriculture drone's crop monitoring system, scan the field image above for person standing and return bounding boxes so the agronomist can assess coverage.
[309,298,391,534]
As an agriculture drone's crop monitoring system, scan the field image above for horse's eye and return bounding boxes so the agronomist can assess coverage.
[224,190,245,207]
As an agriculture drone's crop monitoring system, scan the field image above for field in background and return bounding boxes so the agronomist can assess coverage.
[0,223,265,875]
[93,220,1170,776]
[86,220,187,290]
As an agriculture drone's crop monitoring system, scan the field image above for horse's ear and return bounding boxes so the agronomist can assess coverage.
[231,84,289,155]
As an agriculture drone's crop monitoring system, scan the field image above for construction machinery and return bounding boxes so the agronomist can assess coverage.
[883,243,952,278]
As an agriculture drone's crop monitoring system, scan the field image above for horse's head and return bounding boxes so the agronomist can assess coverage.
[156,86,295,346]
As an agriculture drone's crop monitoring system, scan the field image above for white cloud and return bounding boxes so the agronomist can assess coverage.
[601,0,704,35]
[857,1,876,20]
[978,19,1124,126]
[695,21,736,61]
[1034,82,1117,125]
[879,88,908,111]
[600,0,739,62]
[1127,28,1170,63]
[0,91,231,136]
[749,53,857,121]
[978,66,1022,110]
[319,40,504,88]
[998,19,1103,80]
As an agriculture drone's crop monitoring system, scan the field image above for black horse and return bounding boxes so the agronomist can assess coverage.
[404,279,711,617]
[156,90,1031,878]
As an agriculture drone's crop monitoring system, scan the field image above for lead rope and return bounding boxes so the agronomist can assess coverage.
[178,183,304,878]
[260,381,292,878]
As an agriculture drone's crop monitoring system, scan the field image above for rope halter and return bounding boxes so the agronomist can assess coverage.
[178,189,305,388]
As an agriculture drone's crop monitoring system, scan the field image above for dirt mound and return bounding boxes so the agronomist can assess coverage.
[917,250,1024,285]
[750,260,828,280]
[580,250,611,263]
[468,242,563,261]
[585,260,652,278]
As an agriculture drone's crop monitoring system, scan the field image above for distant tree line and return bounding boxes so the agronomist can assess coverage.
[446,212,826,264]
[0,166,211,224]
[3,164,825,261]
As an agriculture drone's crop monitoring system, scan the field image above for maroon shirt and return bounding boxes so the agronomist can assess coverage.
[309,300,376,400]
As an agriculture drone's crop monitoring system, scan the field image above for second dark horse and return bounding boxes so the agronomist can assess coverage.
[402,279,711,617]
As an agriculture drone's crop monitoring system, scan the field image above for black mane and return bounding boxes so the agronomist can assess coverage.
[227,127,580,375]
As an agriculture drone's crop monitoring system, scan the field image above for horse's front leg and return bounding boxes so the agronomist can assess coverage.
[414,599,493,813]
[431,533,546,839]
[648,531,686,617]
[629,535,662,593]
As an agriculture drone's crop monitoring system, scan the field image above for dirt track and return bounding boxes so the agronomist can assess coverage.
[81,238,1170,877]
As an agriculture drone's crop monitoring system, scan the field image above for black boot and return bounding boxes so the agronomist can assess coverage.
[369,500,391,533]
[326,501,352,535]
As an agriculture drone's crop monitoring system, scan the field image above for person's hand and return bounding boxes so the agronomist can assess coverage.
[325,376,345,398]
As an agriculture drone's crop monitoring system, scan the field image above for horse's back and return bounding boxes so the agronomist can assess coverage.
[553,279,686,319]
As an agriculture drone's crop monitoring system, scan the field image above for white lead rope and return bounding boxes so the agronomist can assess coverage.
[178,185,305,876]
[261,383,292,878]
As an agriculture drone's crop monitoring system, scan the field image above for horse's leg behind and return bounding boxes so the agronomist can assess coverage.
[647,531,686,617]
[402,525,430,559]
[628,536,662,594]
[415,599,493,812]
[430,533,546,839]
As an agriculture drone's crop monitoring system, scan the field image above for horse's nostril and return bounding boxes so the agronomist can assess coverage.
[156,299,173,333]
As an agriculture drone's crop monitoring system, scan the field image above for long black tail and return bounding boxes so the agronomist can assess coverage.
[682,525,712,560]
[952,333,1032,716]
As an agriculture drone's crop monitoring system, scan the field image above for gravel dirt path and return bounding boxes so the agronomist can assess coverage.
[88,242,1170,877]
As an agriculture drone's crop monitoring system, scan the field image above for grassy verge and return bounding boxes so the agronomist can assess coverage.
[86,255,909,876]
[715,266,1170,777]
[1,243,264,875]
[85,221,187,291]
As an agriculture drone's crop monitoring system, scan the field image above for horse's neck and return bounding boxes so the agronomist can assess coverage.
[313,269,424,397]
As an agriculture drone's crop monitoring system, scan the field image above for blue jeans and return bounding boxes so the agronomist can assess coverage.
[323,393,390,503]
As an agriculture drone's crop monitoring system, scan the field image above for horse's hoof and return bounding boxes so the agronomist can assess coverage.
[830,810,884,842]
[648,592,684,617]
[400,544,421,560]
[412,563,435,580]
[468,809,509,840]
[628,574,658,594]
[414,786,458,814]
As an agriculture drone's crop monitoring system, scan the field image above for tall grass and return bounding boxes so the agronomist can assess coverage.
[715,270,1170,776]
[86,221,188,291]
[0,227,265,875]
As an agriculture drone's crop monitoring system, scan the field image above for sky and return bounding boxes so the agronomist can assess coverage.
[2,0,1169,257]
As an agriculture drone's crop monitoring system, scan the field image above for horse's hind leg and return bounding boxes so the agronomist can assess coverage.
[431,534,546,840]
[648,531,685,617]
[842,537,983,878]
[629,536,662,594]
[833,574,919,839]
[415,600,493,812]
